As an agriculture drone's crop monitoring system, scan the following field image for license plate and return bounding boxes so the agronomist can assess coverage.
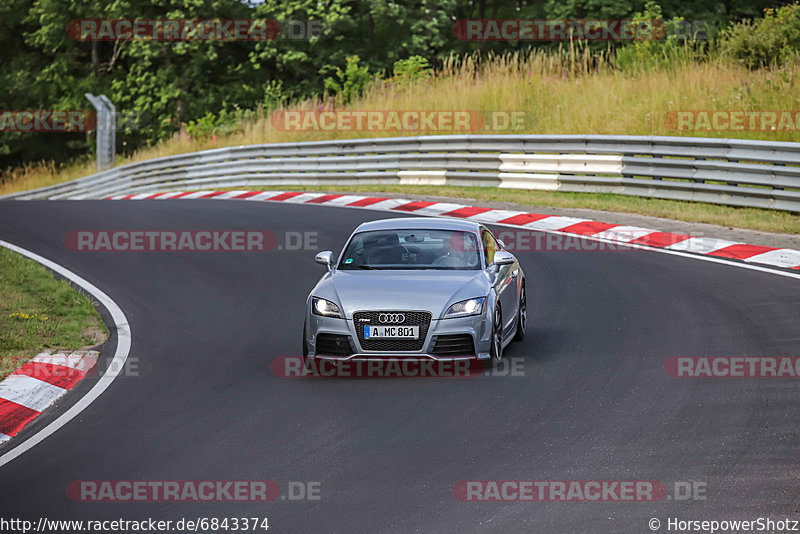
[364,325,419,339]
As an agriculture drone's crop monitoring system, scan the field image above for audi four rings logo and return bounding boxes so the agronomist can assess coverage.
[379,313,405,323]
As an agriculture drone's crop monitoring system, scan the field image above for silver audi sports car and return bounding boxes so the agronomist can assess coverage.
[303,217,526,366]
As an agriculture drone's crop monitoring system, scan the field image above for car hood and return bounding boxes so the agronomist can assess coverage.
[315,269,490,318]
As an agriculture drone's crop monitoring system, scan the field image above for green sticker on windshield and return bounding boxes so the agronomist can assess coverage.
[344,258,353,264]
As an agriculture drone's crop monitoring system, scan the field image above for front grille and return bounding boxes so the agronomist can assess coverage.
[431,334,476,357]
[316,333,355,356]
[353,311,432,352]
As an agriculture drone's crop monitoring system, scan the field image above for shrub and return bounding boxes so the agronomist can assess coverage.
[720,3,800,69]
[615,0,702,72]
[393,56,432,83]
[185,109,254,139]
[324,55,374,104]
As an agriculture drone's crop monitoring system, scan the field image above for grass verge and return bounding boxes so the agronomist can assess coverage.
[227,185,800,235]
[0,247,108,380]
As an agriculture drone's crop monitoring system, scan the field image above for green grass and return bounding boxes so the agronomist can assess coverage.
[227,185,800,235]
[0,247,107,379]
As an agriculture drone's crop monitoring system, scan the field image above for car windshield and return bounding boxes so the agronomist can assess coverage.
[338,229,482,270]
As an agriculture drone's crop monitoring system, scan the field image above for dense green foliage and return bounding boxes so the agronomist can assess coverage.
[0,0,788,170]
[721,3,800,68]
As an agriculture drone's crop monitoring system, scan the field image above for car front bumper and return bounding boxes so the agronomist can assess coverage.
[306,310,492,361]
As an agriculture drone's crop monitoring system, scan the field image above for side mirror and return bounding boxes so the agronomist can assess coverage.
[315,251,334,270]
[492,250,515,266]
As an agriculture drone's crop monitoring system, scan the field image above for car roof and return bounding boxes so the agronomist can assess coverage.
[354,217,482,233]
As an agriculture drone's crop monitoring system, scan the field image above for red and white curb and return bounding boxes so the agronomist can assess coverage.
[0,351,98,444]
[106,190,800,271]
[0,239,130,470]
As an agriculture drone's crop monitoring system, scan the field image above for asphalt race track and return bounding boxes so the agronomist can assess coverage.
[0,199,799,533]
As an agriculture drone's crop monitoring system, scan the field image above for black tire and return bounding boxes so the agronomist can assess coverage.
[513,282,527,342]
[483,303,503,369]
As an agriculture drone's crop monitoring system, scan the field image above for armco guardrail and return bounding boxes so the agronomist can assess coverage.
[3,135,800,211]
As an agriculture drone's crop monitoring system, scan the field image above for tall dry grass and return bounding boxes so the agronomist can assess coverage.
[3,47,800,195]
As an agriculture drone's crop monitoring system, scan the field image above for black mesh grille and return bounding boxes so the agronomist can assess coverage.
[316,333,354,356]
[353,311,432,352]
[431,334,476,357]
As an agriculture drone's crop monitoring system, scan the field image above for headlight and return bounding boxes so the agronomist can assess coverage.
[443,297,486,319]
[312,297,343,318]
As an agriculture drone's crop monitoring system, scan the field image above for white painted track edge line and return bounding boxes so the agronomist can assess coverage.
[0,239,132,469]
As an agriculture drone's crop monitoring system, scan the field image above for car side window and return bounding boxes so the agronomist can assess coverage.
[481,229,497,266]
